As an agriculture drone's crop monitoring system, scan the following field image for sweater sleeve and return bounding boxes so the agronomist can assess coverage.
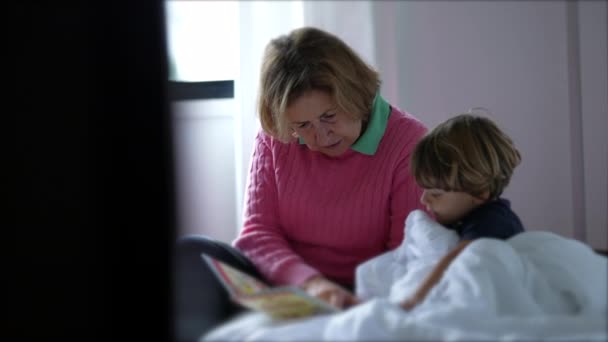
[387,121,429,250]
[232,131,319,286]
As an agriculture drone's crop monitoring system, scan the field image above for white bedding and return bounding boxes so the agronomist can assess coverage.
[203,211,608,341]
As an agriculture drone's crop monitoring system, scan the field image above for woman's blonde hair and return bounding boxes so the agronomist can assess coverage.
[257,27,380,141]
[411,113,521,199]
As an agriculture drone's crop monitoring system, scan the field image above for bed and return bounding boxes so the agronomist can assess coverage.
[202,211,608,341]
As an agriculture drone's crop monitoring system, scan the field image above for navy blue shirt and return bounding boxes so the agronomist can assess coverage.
[448,198,524,241]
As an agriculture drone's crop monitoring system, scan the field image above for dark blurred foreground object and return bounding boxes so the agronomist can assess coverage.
[7,2,175,340]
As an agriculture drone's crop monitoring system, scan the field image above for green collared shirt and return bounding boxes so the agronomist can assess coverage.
[299,94,391,155]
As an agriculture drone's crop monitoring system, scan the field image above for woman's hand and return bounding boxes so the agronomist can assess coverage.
[302,275,360,309]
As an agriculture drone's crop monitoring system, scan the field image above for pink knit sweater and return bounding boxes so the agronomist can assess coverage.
[233,106,428,287]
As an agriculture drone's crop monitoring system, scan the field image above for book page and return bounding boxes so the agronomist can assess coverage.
[201,254,268,297]
[202,253,340,320]
[234,287,338,320]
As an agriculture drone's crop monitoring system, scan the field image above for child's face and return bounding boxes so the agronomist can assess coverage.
[420,189,487,225]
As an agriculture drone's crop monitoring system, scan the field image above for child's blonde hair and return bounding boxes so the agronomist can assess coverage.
[411,112,521,199]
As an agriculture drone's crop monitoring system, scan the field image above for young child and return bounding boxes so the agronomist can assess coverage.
[400,112,524,310]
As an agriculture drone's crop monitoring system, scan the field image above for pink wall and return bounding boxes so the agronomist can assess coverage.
[373,1,607,249]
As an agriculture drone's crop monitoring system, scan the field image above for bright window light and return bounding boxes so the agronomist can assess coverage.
[165,1,239,82]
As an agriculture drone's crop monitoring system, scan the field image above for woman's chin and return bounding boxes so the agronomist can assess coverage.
[320,143,349,157]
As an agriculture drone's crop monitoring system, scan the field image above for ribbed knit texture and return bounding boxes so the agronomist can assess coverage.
[233,106,428,287]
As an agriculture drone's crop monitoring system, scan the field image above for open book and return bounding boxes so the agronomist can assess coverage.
[201,254,339,320]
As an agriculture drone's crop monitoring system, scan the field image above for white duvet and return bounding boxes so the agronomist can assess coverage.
[203,211,608,341]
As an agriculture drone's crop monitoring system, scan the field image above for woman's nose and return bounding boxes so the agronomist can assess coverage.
[314,124,332,145]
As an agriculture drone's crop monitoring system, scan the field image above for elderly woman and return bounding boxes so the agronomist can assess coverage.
[175,27,428,341]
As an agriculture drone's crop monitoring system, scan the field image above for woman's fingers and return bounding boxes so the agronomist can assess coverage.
[343,293,361,308]
[329,291,345,308]
[326,288,361,309]
[313,287,343,308]
[302,276,359,309]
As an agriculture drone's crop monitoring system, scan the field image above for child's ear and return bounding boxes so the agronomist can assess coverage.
[476,190,491,203]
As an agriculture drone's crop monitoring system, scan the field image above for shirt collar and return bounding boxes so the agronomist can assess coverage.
[298,94,391,155]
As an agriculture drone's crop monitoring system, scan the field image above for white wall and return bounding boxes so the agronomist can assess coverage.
[372,0,607,249]
[172,99,237,242]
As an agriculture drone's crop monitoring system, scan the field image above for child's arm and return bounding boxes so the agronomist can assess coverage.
[400,240,472,310]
